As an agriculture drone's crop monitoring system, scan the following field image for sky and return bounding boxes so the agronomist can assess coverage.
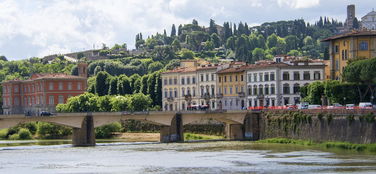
[0,0,375,60]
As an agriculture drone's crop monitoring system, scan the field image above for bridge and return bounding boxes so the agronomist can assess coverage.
[0,111,261,146]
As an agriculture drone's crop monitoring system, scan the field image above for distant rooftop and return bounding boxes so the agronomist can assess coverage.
[321,30,376,41]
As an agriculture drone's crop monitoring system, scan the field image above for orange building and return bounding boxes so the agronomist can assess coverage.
[1,63,88,115]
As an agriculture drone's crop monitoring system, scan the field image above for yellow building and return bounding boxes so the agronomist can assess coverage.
[322,30,376,80]
[216,62,247,110]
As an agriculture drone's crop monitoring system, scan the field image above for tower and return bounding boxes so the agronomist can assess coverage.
[346,4,356,30]
[77,62,88,78]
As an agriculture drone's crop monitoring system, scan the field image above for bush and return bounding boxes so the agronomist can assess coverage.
[18,128,32,140]
[95,122,122,139]
[0,129,8,139]
[37,122,72,139]
[9,134,20,140]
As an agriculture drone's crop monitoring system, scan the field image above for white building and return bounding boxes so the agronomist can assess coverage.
[246,57,326,107]
[361,10,376,30]
[196,64,219,110]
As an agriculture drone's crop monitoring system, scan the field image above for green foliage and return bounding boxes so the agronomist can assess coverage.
[18,128,32,140]
[36,122,71,139]
[9,134,20,140]
[148,62,164,73]
[0,129,8,139]
[179,49,195,59]
[95,122,122,139]
[130,93,152,111]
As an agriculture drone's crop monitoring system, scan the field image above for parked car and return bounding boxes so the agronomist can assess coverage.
[297,102,309,109]
[40,111,53,116]
[345,104,355,110]
[359,102,373,109]
[286,104,297,109]
[308,105,321,109]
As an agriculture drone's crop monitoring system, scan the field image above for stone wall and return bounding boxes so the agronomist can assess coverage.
[260,110,376,144]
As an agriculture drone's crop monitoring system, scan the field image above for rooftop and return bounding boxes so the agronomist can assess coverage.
[321,30,376,41]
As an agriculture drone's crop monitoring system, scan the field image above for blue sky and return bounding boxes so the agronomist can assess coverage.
[0,0,374,60]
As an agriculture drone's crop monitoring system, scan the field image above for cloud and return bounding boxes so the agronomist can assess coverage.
[277,0,320,9]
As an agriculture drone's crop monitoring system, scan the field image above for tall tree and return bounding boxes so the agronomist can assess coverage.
[95,71,111,96]
[209,19,218,34]
[171,24,176,37]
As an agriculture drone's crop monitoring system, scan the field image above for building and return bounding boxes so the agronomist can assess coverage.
[322,30,376,80]
[246,57,326,107]
[361,9,376,30]
[161,60,221,111]
[1,63,88,115]
[216,62,247,110]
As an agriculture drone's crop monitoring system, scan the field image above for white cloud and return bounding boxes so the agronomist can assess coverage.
[277,0,320,9]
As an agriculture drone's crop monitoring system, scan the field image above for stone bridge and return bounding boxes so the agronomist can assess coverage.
[0,111,261,146]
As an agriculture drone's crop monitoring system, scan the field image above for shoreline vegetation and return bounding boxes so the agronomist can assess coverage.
[257,138,376,152]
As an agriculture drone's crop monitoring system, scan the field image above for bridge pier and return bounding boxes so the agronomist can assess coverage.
[72,115,96,147]
[160,114,184,143]
[243,113,260,140]
[225,124,244,140]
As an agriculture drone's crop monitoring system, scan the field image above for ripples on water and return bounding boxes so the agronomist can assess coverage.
[0,140,376,174]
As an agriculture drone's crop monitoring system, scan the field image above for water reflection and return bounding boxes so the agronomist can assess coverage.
[0,141,375,173]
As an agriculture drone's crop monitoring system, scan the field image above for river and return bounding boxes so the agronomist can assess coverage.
[1,140,376,174]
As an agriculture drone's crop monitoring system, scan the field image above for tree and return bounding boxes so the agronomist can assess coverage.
[0,56,8,61]
[252,48,265,62]
[285,35,299,51]
[171,38,181,51]
[209,19,218,34]
[97,95,113,112]
[171,24,176,37]
[117,75,132,95]
[108,77,118,95]
[179,49,195,59]
[148,62,164,73]
[203,40,214,51]
[95,71,111,96]
[266,34,278,49]
[235,35,250,62]
[130,93,152,111]
[110,96,131,111]
[210,33,221,48]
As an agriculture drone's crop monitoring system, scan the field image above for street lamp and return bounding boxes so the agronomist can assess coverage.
[343,97,346,105]
[371,95,374,105]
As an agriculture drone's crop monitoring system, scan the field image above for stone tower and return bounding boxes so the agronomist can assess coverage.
[346,4,356,30]
[77,62,88,78]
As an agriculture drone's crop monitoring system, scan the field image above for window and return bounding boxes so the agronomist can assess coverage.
[174,88,178,97]
[169,78,172,85]
[182,88,185,96]
[283,72,290,80]
[192,87,196,97]
[359,41,368,50]
[264,73,269,81]
[49,96,54,105]
[248,74,252,82]
[49,82,53,90]
[270,73,275,81]
[265,85,269,95]
[164,89,168,98]
[258,85,263,95]
[271,84,275,94]
[229,87,233,94]
[77,82,82,90]
[200,74,204,82]
[224,87,227,94]
[253,74,257,82]
[235,86,239,93]
[229,76,232,82]
[169,89,173,97]
[181,78,185,85]
[293,84,300,94]
[314,71,321,80]
[283,84,290,94]
[253,85,258,95]
[58,82,63,90]
[164,79,167,85]
[334,45,339,53]
[248,86,252,95]
[294,72,300,80]
[219,77,222,83]
[68,82,72,90]
[241,75,244,81]
[58,95,64,104]
[211,86,215,96]
[174,78,177,84]
[192,77,196,84]
[187,87,191,95]
[187,77,190,84]
[235,75,238,82]
[259,73,263,82]
[211,74,215,81]
[15,86,19,93]
[206,74,209,82]
[303,71,310,80]
[341,50,345,60]
[39,96,43,104]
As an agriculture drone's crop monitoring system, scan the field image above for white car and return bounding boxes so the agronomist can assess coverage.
[308,105,321,109]
[359,102,373,109]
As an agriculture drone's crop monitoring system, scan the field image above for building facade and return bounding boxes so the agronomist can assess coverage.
[216,62,247,110]
[196,64,219,110]
[322,30,376,80]
[246,57,325,107]
[361,10,376,30]
[1,63,88,115]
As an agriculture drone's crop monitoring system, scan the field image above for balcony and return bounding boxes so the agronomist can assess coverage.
[216,93,223,98]
[167,97,174,102]
[256,94,264,99]
[238,92,245,98]
[201,93,211,100]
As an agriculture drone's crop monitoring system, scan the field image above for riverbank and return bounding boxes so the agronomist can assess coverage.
[114,132,225,142]
[257,138,376,152]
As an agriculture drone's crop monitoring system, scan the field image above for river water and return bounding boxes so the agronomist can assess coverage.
[1,140,376,174]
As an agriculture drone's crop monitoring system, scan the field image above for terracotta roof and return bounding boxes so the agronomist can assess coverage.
[30,73,85,80]
[216,65,249,74]
[321,30,376,42]
[197,64,220,71]
[162,67,197,74]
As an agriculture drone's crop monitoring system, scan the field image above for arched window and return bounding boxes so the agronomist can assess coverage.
[265,84,269,95]
[258,85,263,95]
[248,85,252,96]
[271,84,275,94]
[283,72,290,80]
[187,87,191,95]
[174,88,177,97]
[211,85,215,96]
[169,88,173,97]
[253,85,257,95]
[182,88,185,96]
[164,89,168,98]
[192,87,196,97]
